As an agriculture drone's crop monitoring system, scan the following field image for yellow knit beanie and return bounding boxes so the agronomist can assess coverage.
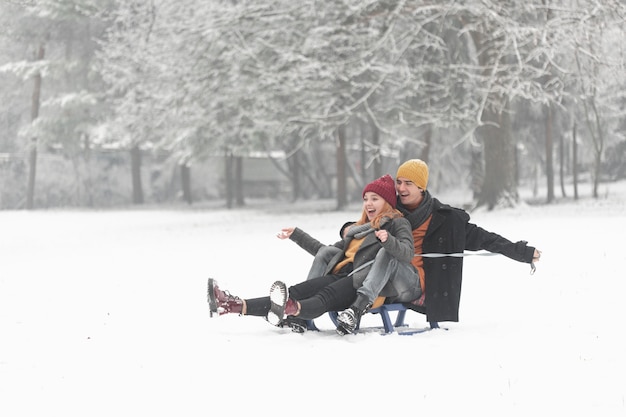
[396,159,429,189]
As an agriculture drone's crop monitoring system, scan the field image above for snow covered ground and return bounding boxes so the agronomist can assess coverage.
[1,181,625,416]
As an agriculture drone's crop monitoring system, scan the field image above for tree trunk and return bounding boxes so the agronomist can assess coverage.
[181,164,192,205]
[26,142,38,209]
[470,145,484,202]
[573,122,579,200]
[420,125,432,163]
[225,150,233,209]
[360,135,366,181]
[545,104,555,203]
[130,145,144,204]
[590,101,604,199]
[311,141,331,198]
[26,43,45,210]
[295,146,326,199]
[235,155,244,207]
[371,125,382,179]
[593,151,601,199]
[336,124,348,210]
[365,99,382,179]
[469,29,517,209]
[475,106,517,209]
[83,133,94,207]
[290,149,301,201]
[559,128,567,198]
[513,142,519,187]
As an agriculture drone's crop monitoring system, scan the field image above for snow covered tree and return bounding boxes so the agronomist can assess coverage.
[90,0,626,207]
[566,2,626,198]
[0,0,113,208]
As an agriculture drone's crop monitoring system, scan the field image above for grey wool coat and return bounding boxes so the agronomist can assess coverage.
[288,216,415,288]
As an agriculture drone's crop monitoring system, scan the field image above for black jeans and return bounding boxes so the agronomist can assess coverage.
[244,274,356,320]
[289,274,356,320]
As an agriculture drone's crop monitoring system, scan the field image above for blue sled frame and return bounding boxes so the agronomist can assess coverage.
[306,303,440,335]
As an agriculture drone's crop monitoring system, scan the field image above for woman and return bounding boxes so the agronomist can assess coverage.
[208,174,416,335]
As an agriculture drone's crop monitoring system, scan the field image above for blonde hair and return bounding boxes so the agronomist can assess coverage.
[355,201,402,229]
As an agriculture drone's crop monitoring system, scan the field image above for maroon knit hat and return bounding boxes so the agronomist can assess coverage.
[362,174,397,208]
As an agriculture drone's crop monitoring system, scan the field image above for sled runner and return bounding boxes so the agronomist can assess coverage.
[306,302,441,335]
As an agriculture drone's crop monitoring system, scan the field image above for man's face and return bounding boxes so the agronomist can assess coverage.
[396,176,424,207]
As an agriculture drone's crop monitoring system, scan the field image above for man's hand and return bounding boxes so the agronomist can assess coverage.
[533,249,541,262]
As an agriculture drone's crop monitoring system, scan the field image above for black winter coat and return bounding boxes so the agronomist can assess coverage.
[402,198,536,323]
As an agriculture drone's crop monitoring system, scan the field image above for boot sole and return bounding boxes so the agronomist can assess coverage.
[207,278,218,317]
[267,281,288,326]
[336,310,358,335]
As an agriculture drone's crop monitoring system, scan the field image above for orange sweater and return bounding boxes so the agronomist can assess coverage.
[412,215,432,293]
[332,237,364,274]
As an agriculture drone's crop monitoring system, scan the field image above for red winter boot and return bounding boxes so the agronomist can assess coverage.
[208,278,244,317]
[284,298,299,317]
[267,280,300,326]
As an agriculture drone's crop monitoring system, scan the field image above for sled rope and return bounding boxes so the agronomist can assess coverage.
[417,251,536,275]
[347,260,376,277]
[348,252,499,277]
[416,252,499,258]
[349,251,536,276]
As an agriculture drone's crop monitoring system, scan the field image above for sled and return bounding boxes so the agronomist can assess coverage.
[307,302,441,335]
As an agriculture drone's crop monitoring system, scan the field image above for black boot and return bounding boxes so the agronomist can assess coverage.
[352,294,372,313]
[279,317,308,334]
[336,295,371,335]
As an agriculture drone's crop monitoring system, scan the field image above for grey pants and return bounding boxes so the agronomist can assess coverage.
[306,245,341,280]
[307,246,421,305]
[357,247,421,304]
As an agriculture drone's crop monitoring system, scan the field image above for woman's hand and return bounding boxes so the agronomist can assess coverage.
[375,229,389,243]
[276,227,294,240]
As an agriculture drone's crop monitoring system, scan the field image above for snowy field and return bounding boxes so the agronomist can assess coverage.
[1,181,625,416]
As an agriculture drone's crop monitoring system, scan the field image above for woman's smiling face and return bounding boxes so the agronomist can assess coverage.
[363,191,386,221]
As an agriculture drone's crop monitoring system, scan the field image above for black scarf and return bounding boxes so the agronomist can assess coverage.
[397,190,434,230]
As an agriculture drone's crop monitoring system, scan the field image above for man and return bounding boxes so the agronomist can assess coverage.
[336,159,541,333]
